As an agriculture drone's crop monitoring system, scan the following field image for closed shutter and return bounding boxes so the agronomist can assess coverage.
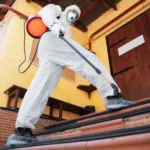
[106,9,150,101]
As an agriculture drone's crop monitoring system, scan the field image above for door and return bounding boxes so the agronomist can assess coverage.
[106,8,150,101]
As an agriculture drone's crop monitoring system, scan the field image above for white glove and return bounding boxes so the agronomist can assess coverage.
[51,23,65,38]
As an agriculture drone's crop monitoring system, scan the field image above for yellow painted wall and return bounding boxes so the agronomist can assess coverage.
[87,0,150,112]
[0,0,93,120]
[1,0,149,118]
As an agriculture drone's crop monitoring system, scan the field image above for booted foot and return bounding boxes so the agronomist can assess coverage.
[105,94,134,110]
[6,128,41,148]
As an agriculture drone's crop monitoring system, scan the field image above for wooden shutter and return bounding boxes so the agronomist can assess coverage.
[106,9,150,101]
[29,39,75,82]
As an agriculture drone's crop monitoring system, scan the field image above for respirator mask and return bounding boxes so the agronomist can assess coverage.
[66,9,78,24]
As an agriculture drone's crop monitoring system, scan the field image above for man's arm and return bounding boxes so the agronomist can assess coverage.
[38,4,62,29]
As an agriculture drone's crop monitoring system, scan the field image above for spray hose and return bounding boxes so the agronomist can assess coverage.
[59,34,119,95]
[18,20,42,73]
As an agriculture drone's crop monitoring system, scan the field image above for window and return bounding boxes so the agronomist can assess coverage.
[29,39,76,82]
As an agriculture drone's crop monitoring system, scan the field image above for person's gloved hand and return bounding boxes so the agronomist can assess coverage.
[51,23,65,38]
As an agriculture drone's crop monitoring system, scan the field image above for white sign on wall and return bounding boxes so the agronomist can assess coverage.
[118,35,145,56]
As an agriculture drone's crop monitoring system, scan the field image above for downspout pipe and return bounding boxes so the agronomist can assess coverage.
[88,0,146,49]
[0,4,28,20]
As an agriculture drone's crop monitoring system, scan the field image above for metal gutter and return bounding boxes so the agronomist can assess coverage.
[36,100,150,136]
[1,125,150,150]
[44,99,150,130]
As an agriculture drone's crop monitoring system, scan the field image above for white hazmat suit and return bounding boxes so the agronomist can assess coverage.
[16,4,121,130]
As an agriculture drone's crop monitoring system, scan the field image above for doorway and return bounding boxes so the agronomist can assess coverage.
[106,8,150,101]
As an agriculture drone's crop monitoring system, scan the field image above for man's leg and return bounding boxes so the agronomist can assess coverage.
[66,38,133,109]
[68,52,133,110]
[44,36,133,110]
[6,59,63,147]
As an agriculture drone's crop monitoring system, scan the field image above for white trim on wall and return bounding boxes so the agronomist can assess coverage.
[118,35,145,56]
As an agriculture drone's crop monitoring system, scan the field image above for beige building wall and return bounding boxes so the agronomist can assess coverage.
[0,0,149,118]
[0,0,92,120]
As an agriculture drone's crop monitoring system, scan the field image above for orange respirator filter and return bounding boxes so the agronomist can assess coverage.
[26,16,48,38]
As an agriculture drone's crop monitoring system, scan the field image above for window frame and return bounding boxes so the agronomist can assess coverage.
[28,38,76,82]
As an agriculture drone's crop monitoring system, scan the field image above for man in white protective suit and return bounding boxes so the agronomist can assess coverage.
[6,4,133,147]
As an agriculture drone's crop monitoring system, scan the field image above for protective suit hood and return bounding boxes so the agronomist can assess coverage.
[60,5,81,26]
[65,5,81,20]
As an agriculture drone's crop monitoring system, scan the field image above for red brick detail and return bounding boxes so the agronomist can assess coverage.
[37,111,150,141]
[38,119,123,140]
[0,109,57,147]
[124,112,150,128]
[78,103,150,124]
[64,129,81,138]
[80,119,123,135]
[38,128,81,141]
